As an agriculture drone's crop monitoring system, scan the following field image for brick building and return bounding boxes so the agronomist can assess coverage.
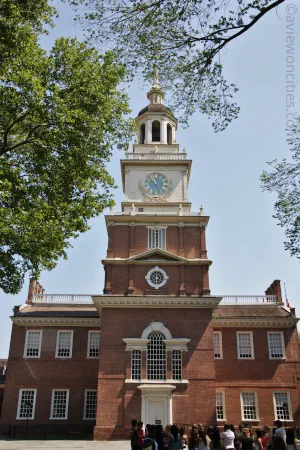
[1,74,300,440]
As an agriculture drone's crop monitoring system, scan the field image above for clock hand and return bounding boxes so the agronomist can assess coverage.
[150,175,157,185]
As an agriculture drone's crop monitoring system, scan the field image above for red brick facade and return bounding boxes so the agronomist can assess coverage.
[1,89,300,440]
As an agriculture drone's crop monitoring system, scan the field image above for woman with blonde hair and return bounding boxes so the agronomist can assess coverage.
[239,428,254,450]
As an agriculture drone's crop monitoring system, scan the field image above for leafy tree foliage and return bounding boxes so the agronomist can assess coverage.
[71,0,283,130]
[261,118,300,259]
[0,3,132,294]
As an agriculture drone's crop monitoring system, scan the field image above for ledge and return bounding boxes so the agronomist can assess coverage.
[93,295,222,312]
[125,379,188,385]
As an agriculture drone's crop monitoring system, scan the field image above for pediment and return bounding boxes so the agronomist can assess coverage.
[128,248,185,262]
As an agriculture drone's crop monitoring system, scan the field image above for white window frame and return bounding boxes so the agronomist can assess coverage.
[55,330,73,359]
[172,350,182,380]
[83,389,97,420]
[145,266,169,289]
[216,390,226,421]
[50,389,70,420]
[237,331,255,360]
[147,331,167,380]
[213,331,223,359]
[273,391,293,421]
[87,331,100,359]
[23,330,42,358]
[268,331,286,360]
[131,349,141,380]
[240,391,259,421]
[16,389,37,420]
[147,226,167,250]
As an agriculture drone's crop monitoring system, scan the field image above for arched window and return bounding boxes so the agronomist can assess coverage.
[167,124,172,144]
[140,123,146,144]
[147,331,166,380]
[152,121,160,142]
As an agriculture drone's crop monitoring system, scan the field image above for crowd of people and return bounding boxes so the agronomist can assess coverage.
[130,419,299,450]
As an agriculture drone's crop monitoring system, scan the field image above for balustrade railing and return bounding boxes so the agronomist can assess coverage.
[32,294,93,304]
[124,153,187,160]
[219,295,277,305]
[32,294,278,305]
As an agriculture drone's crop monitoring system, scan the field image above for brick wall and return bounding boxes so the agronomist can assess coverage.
[94,307,215,439]
[0,325,99,426]
[106,225,207,259]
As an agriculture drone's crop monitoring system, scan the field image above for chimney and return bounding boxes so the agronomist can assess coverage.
[27,278,45,305]
[13,306,20,316]
[265,279,283,305]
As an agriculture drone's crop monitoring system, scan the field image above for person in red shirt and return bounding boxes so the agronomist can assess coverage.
[138,421,144,448]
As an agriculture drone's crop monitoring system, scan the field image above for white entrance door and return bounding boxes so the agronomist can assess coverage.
[148,399,166,426]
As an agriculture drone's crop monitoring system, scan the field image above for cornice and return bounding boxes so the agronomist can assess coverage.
[212,317,298,328]
[93,295,222,311]
[11,317,101,327]
[102,257,212,266]
[105,214,209,228]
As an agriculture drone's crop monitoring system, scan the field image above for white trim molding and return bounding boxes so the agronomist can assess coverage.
[237,331,255,360]
[213,317,297,328]
[12,317,101,327]
[240,391,260,422]
[23,330,43,359]
[145,266,169,289]
[55,330,74,359]
[138,384,176,427]
[50,389,70,420]
[123,338,150,351]
[83,389,97,420]
[16,389,37,420]
[216,390,226,421]
[273,391,293,421]
[213,331,223,359]
[93,295,222,311]
[87,330,101,359]
[163,339,190,351]
[267,331,286,360]
[142,322,172,339]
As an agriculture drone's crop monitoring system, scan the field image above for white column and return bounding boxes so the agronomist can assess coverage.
[168,395,173,424]
[172,126,176,143]
[145,119,152,144]
[141,395,146,424]
[161,119,167,144]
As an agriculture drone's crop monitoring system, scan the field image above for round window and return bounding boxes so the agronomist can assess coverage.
[145,266,169,289]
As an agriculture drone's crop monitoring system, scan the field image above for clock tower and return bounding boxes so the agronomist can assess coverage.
[121,68,191,214]
[93,69,218,439]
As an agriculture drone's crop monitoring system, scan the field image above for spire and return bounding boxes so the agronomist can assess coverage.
[153,59,159,87]
[147,57,164,105]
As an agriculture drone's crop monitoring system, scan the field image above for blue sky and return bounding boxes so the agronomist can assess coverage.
[1,1,299,356]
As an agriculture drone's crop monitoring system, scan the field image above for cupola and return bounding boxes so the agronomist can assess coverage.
[136,64,178,146]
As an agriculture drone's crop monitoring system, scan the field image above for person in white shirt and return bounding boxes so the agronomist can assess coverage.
[274,420,287,443]
[221,424,235,450]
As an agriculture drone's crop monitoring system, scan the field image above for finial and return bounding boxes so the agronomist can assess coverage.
[199,205,204,216]
[183,146,187,154]
[110,206,115,216]
[178,204,183,216]
[153,54,159,87]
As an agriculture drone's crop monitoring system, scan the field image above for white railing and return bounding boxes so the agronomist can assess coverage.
[32,294,93,304]
[32,294,278,305]
[219,295,277,305]
[124,153,187,161]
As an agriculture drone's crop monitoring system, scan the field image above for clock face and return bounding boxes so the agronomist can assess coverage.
[143,173,169,196]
